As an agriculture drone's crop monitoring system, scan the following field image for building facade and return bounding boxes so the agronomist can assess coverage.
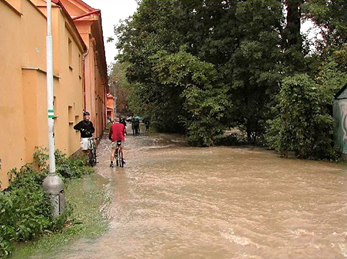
[107,93,115,121]
[60,0,108,138]
[0,0,107,188]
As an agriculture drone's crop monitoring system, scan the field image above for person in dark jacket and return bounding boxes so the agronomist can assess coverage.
[74,111,95,151]
[120,117,127,129]
[144,119,150,133]
[131,117,138,135]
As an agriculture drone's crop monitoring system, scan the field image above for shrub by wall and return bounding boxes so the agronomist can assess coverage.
[0,148,93,258]
[266,74,339,160]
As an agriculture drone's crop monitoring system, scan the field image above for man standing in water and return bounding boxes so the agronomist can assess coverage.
[74,111,95,154]
[109,116,126,167]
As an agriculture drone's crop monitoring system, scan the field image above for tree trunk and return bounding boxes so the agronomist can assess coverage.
[283,0,305,72]
[285,0,303,48]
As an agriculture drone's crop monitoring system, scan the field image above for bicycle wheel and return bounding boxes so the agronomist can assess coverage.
[115,148,119,167]
[118,150,124,168]
[89,145,97,167]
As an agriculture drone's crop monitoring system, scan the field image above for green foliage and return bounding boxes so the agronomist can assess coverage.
[116,0,284,143]
[303,0,347,50]
[149,50,231,146]
[266,74,338,160]
[183,84,230,146]
[10,175,108,259]
[115,0,346,158]
[228,0,284,142]
[0,167,53,258]
[0,149,93,258]
[315,45,347,103]
[34,147,93,181]
[108,62,132,115]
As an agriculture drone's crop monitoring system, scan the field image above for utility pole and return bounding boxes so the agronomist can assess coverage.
[43,0,65,218]
[46,0,55,174]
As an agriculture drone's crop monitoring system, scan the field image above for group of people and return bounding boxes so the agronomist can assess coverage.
[132,117,150,135]
[132,118,140,135]
[74,112,126,168]
[74,112,152,168]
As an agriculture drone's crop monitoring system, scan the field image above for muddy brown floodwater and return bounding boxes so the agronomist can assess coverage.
[56,132,347,259]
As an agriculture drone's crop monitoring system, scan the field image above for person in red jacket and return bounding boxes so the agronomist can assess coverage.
[109,116,126,167]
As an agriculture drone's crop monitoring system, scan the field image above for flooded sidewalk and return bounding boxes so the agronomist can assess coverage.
[57,133,346,259]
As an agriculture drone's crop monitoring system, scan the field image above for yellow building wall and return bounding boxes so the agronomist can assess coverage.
[71,20,108,139]
[0,0,85,188]
[49,7,82,155]
[84,36,107,138]
[0,0,26,188]
[22,69,49,162]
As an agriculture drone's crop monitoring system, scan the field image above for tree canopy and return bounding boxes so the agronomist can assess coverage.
[113,0,347,158]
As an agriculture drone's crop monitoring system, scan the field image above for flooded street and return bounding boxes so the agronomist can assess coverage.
[58,132,347,259]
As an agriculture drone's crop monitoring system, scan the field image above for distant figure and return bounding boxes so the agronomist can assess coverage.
[132,117,140,135]
[120,117,127,129]
[144,119,150,133]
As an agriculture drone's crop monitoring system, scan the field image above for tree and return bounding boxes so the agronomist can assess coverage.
[116,0,189,132]
[303,0,347,52]
[108,63,131,115]
[282,0,307,73]
[226,0,284,142]
[266,74,337,159]
[115,0,346,157]
[116,0,285,142]
[150,49,231,146]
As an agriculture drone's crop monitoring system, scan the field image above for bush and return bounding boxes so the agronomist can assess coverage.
[0,167,53,258]
[0,149,92,258]
[266,74,338,160]
[33,148,93,181]
[182,85,231,147]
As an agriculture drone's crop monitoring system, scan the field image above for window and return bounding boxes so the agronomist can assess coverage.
[68,38,72,69]
[68,106,73,124]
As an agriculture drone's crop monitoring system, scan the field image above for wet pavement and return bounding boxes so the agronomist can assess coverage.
[56,132,347,259]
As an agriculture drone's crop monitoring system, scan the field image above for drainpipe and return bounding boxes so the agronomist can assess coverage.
[43,0,65,218]
[82,49,89,111]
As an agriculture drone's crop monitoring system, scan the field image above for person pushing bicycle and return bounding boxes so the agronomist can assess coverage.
[109,116,126,168]
[74,111,95,153]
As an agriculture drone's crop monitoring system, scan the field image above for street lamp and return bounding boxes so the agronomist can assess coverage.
[42,0,65,218]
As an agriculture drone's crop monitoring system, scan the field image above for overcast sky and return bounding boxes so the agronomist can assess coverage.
[83,0,138,65]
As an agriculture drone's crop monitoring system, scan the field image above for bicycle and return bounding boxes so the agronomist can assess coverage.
[88,138,99,167]
[114,140,124,168]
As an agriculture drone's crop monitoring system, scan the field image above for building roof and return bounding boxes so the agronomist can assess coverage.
[32,0,87,52]
[60,0,108,80]
[70,0,96,12]
[335,83,347,100]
